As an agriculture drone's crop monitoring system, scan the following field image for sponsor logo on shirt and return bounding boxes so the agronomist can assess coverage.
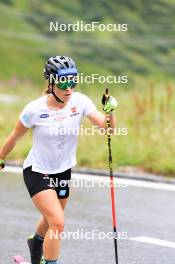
[39,113,49,118]
[22,114,30,123]
[70,106,79,117]
[54,117,66,121]
[71,107,77,113]
[53,113,66,121]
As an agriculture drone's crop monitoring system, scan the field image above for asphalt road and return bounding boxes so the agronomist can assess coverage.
[0,169,175,264]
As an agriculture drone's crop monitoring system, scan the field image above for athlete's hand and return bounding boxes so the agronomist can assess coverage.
[102,95,118,114]
[0,159,5,170]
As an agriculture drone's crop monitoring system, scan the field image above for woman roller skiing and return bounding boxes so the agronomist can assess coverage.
[0,56,118,264]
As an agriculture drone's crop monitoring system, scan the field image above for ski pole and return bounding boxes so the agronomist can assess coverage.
[102,88,119,264]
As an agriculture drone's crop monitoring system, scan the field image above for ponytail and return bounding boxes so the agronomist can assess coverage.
[43,82,54,95]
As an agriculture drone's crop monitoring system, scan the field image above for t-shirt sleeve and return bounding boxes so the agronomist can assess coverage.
[19,102,34,128]
[81,94,97,116]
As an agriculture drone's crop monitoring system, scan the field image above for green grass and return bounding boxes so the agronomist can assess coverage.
[0,1,175,175]
[0,81,175,176]
[77,82,175,176]
[0,1,175,83]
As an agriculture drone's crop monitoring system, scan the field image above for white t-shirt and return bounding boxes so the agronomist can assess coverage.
[20,92,96,174]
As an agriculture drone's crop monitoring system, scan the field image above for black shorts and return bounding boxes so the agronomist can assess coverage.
[23,166,71,199]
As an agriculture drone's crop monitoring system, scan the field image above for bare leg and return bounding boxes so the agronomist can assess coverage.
[35,216,48,238]
[35,198,68,238]
[59,198,68,210]
[32,190,65,260]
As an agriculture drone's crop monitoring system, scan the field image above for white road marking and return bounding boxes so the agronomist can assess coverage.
[72,173,175,192]
[3,166,175,191]
[129,236,175,249]
[4,166,22,173]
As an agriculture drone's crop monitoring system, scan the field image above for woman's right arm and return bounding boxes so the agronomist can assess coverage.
[0,120,29,160]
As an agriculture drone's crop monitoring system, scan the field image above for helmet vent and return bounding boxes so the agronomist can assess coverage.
[53,59,59,63]
[64,61,69,68]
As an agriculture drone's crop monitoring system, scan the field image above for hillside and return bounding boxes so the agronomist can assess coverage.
[0,0,174,85]
[0,1,175,175]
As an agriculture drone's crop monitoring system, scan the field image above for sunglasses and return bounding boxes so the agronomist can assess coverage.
[56,79,77,90]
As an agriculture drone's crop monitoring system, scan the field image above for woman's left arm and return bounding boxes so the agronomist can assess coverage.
[87,95,118,129]
[87,111,116,129]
